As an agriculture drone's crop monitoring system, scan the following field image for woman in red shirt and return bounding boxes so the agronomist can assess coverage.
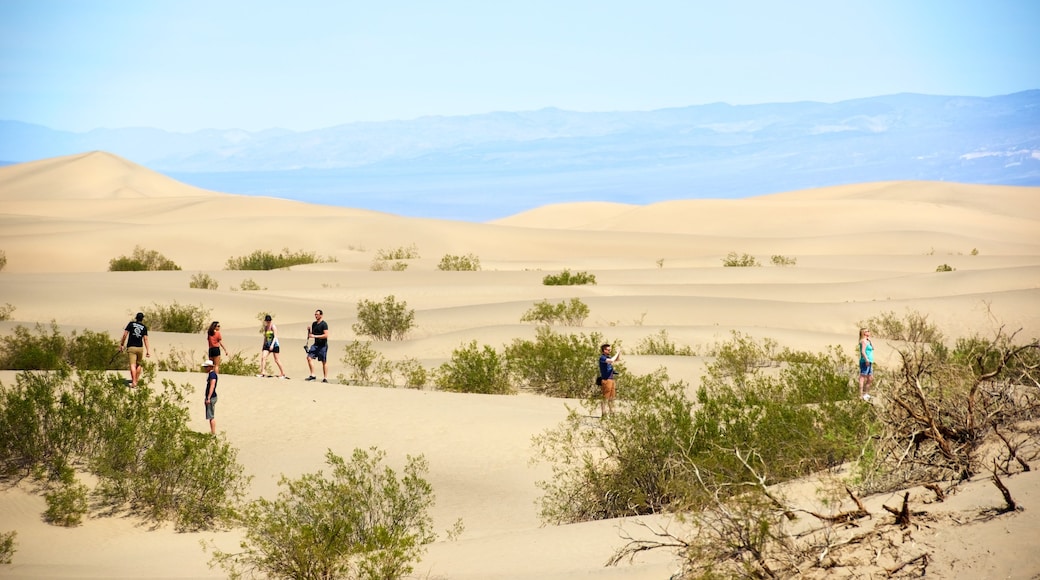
[207,321,228,372]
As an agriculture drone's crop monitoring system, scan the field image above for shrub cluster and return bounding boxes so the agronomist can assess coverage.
[0,370,248,531]
[108,246,181,271]
[209,448,436,580]
[520,298,590,326]
[935,263,955,272]
[770,254,797,266]
[225,248,333,270]
[375,244,420,261]
[353,295,415,341]
[339,340,428,388]
[435,341,512,395]
[237,278,264,291]
[189,273,218,290]
[437,253,481,271]
[0,303,16,322]
[0,531,14,565]
[0,323,123,370]
[722,252,760,267]
[635,329,695,356]
[141,301,211,333]
[503,328,607,398]
[542,269,597,286]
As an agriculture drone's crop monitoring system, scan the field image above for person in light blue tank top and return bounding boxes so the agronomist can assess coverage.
[858,328,874,401]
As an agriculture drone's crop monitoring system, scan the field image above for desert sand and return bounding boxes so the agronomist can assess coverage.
[1,151,1039,579]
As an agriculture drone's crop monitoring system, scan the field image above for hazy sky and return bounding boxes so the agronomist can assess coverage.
[2,0,1037,133]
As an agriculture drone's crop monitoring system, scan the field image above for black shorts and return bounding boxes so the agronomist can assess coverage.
[307,344,328,363]
[263,342,280,353]
[208,346,221,358]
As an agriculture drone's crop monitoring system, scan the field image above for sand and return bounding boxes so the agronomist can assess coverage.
[0,151,1038,578]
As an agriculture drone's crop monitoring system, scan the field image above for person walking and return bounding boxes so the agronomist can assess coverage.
[598,343,621,417]
[119,312,151,387]
[202,359,219,434]
[206,321,228,373]
[258,314,288,379]
[858,328,874,401]
[305,309,329,382]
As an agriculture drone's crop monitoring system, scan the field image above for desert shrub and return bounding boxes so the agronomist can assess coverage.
[353,295,415,341]
[542,269,596,286]
[367,260,409,271]
[437,253,481,271]
[860,309,944,344]
[0,530,14,565]
[375,244,420,261]
[341,340,382,384]
[970,247,979,255]
[503,328,607,398]
[0,370,248,530]
[155,345,199,372]
[141,301,210,333]
[43,478,89,526]
[534,335,876,524]
[209,448,437,580]
[108,245,181,271]
[225,248,333,270]
[770,254,797,266]
[0,323,122,371]
[0,250,6,272]
[219,350,261,376]
[396,358,429,389]
[435,341,512,395]
[722,252,760,267]
[520,298,590,326]
[635,329,695,356]
[706,331,780,379]
[238,278,264,291]
[935,263,955,272]
[0,303,13,321]
[189,273,219,289]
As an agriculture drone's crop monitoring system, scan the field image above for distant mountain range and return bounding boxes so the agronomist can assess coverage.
[2,91,1038,221]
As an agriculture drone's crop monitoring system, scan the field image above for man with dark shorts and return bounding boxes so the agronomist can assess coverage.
[203,359,218,434]
[305,309,329,382]
[119,312,151,387]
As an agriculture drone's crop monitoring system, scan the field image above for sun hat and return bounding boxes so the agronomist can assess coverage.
[202,360,215,367]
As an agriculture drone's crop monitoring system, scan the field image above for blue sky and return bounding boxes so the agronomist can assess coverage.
[1,0,1037,133]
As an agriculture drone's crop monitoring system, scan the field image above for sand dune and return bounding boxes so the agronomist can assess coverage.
[1,152,1039,578]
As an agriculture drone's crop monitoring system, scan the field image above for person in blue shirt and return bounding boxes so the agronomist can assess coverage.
[598,343,621,417]
[858,328,874,401]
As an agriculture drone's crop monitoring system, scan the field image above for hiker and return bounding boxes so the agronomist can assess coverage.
[858,328,874,401]
[119,312,151,387]
[598,343,621,417]
[203,359,218,434]
[258,314,288,378]
[206,321,228,372]
[305,309,329,382]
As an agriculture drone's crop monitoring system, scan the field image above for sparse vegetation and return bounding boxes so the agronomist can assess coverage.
[0,530,15,565]
[722,251,761,267]
[108,245,181,271]
[237,278,264,291]
[225,248,334,270]
[438,253,481,271]
[141,301,211,333]
[208,448,437,580]
[44,477,89,527]
[189,273,219,290]
[542,269,597,286]
[0,323,122,370]
[370,259,409,271]
[936,263,955,272]
[520,298,590,326]
[375,244,420,261]
[353,295,415,341]
[635,329,695,356]
[435,341,512,395]
[0,303,14,321]
[770,254,797,266]
[0,250,6,272]
[970,247,979,255]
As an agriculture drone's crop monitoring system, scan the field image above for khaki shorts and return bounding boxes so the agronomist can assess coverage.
[600,378,616,400]
[126,346,144,367]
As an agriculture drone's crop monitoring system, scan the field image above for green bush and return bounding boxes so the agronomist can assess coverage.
[520,298,590,326]
[219,350,261,376]
[0,250,6,272]
[0,371,248,530]
[0,323,123,371]
[225,248,334,270]
[370,259,409,271]
[860,309,944,343]
[0,530,14,565]
[108,245,181,271]
[341,340,382,384]
[209,448,437,580]
[375,244,420,261]
[438,253,481,271]
[43,479,89,526]
[238,278,264,291]
[141,301,211,333]
[353,295,415,341]
[635,329,695,356]
[542,269,596,286]
[155,345,199,372]
[503,328,607,398]
[436,341,512,394]
[189,273,219,289]
[770,254,797,266]
[396,358,429,389]
[935,263,955,272]
[0,303,13,321]
[722,252,760,267]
